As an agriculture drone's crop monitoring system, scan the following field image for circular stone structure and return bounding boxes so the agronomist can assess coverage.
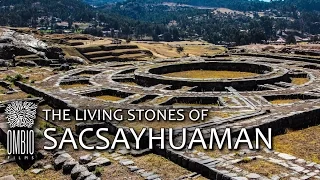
[27,55,320,132]
[17,54,320,180]
[135,61,290,91]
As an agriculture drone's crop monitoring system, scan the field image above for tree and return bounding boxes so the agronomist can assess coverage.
[249,28,266,43]
[163,32,172,42]
[172,28,180,41]
[152,33,160,41]
[286,34,297,44]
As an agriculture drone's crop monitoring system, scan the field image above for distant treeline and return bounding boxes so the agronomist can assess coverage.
[119,0,320,11]
[1,0,320,46]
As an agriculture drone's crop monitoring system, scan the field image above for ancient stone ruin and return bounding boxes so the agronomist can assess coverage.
[4,53,320,179]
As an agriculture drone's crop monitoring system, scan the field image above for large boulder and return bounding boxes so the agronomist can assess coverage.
[0,44,33,59]
[63,160,78,174]
[66,56,87,64]
[45,47,64,59]
[71,164,88,180]
[54,153,73,170]
[79,154,93,165]
[86,157,111,172]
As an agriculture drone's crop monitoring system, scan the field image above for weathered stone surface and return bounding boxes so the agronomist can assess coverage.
[59,63,70,71]
[232,177,248,180]
[136,169,146,174]
[71,164,88,180]
[130,149,151,157]
[141,172,154,178]
[146,174,160,180]
[118,149,130,155]
[92,157,111,166]
[32,161,45,168]
[86,157,111,172]
[0,175,16,180]
[84,174,99,180]
[246,173,261,179]
[63,160,78,174]
[44,164,53,170]
[53,150,67,158]
[79,154,93,165]
[86,162,99,172]
[76,170,92,180]
[92,152,101,158]
[36,150,48,160]
[295,159,306,164]
[31,169,44,174]
[13,52,320,180]
[54,153,73,170]
[127,166,139,172]
[119,159,134,166]
[290,166,305,172]
[278,153,296,160]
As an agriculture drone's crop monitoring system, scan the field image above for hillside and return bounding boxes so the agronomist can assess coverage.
[83,0,123,6]
[112,0,320,11]
[0,0,96,26]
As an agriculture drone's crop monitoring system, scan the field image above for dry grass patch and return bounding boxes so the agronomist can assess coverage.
[291,78,309,85]
[135,42,225,58]
[273,126,320,163]
[0,92,29,102]
[0,86,8,94]
[164,70,257,79]
[269,99,301,105]
[99,163,142,180]
[132,154,203,179]
[183,45,225,56]
[0,163,69,180]
[208,111,237,118]
[95,95,123,102]
[60,83,91,89]
[0,67,54,83]
[237,160,287,178]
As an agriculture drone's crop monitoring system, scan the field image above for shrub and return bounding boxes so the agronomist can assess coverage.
[94,167,103,177]
[4,74,24,83]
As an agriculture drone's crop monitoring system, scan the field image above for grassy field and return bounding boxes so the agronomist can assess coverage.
[291,77,309,85]
[135,41,226,58]
[0,67,54,83]
[238,160,288,178]
[95,95,123,102]
[164,70,257,79]
[0,91,29,101]
[130,154,207,180]
[274,126,320,163]
[269,99,301,105]
[0,163,69,180]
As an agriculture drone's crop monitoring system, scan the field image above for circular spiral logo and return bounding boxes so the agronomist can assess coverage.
[5,101,38,128]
